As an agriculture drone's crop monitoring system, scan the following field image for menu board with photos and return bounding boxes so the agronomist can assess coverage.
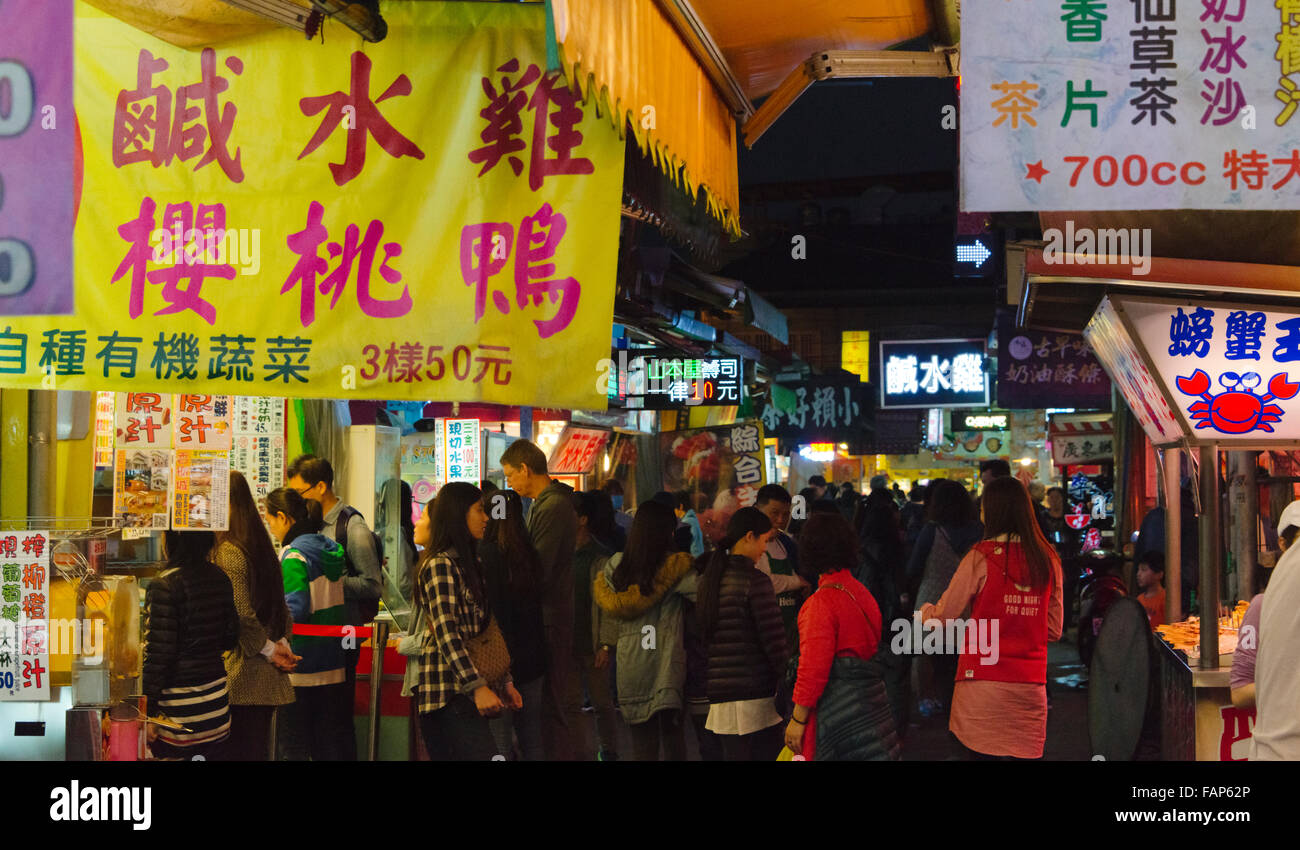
[173,450,231,531]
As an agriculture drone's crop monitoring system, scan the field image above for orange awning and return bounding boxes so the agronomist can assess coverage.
[692,0,934,99]
[552,0,742,236]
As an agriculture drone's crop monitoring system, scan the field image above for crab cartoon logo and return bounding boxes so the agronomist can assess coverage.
[1174,370,1300,434]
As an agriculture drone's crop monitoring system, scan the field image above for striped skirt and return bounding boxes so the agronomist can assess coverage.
[153,676,232,757]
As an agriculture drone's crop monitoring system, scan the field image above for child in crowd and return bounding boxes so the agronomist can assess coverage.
[1136,551,1166,630]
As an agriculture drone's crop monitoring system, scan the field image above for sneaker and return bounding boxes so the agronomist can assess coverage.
[597,749,619,761]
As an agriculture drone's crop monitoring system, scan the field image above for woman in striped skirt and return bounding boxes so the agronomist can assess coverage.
[142,530,239,759]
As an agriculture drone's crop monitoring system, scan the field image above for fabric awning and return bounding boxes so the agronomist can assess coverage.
[692,0,935,99]
[551,0,742,236]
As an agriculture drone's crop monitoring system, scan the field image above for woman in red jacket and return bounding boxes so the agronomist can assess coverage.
[784,512,896,760]
[919,476,1064,760]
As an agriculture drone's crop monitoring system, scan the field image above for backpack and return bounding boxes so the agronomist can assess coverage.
[335,505,384,624]
[915,526,961,609]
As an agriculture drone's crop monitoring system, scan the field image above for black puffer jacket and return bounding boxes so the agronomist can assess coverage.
[143,563,239,705]
[814,655,901,761]
[705,556,789,704]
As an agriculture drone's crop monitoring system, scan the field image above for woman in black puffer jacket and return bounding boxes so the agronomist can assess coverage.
[143,530,239,759]
[696,508,789,761]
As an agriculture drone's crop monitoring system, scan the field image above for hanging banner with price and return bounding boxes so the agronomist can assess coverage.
[963,0,1300,211]
[549,427,610,474]
[0,2,623,408]
[0,532,51,701]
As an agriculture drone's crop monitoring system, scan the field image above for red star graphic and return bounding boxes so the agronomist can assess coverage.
[1025,160,1050,183]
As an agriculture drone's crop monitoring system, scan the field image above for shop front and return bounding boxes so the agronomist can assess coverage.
[1081,293,1300,760]
[0,1,631,761]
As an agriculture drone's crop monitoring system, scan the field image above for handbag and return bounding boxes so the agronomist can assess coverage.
[464,615,511,686]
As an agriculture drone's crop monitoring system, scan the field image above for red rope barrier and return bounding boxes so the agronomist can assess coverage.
[291,624,374,638]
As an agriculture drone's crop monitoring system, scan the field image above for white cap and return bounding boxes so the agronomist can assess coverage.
[1278,500,1300,538]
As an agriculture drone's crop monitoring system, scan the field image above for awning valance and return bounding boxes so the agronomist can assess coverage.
[551,0,742,236]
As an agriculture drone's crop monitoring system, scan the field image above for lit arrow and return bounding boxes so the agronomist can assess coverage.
[956,239,991,268]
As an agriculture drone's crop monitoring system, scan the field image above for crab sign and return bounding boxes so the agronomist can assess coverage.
[1174,369,1300,434]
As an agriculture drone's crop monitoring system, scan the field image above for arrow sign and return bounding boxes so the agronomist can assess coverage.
[956,239,991,268]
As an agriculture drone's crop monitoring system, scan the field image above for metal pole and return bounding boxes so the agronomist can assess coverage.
[27,390,57,518]
[1240,452,1258,602]
[366,620,389,762]
[1199,445,1221,668]
[1163,447,1181,625]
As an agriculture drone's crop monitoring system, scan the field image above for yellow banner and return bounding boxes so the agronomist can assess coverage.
[0,1,624,409]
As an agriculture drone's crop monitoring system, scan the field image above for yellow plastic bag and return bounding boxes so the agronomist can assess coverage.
[776,746,795,761]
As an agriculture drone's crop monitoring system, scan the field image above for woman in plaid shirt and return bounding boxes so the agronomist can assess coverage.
[413,482,523,759]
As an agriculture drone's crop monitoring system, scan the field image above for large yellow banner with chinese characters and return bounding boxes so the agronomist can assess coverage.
[0,1,624,409]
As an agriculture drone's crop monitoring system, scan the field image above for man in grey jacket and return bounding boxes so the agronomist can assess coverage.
[502,439,578,761]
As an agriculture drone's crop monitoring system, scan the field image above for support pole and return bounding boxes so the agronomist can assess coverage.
[28,390,57,519]
[1163,447,1182,626]
[1239,452,1258,602]
[366,619,389,762]
[1199,445,1221,668]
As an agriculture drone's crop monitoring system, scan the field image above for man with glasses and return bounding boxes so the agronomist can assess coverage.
[286,454,383,761]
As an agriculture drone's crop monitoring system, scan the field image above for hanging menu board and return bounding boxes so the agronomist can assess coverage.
[0,531,50,701]
[230,397,286,516]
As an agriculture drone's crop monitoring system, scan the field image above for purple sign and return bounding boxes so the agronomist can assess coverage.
[0,0,73,315]
[997,310,1112,410]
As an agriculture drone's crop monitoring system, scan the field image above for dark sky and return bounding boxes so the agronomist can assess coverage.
[740,78,957,185]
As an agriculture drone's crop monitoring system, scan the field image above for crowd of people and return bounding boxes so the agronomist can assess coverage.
[140,446,1080,761]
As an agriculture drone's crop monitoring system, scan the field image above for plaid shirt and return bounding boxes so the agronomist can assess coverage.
[416,548,496,713]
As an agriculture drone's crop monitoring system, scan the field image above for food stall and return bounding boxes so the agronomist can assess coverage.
[1080,293,1300,760]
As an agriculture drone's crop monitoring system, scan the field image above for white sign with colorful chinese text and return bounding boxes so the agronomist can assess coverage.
[173,394,232,451]
[443,419,481,484]
[1114,296,1300,443]
[232,396,284,438]
[0,532,51,701]
[114,391,172,449]
[963,0,1300,210]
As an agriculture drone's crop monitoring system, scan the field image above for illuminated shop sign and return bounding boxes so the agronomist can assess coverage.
[880,339,989,409]
[608,349,744,409]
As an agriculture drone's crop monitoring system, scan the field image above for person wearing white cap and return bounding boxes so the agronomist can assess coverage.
[1249,499,1300,760]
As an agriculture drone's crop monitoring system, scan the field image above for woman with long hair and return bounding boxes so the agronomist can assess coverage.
[919,477,1064,760]
[143,530,239,759]
[905,478,984,717]
[696,507,788,760]
[594,500,697,760]
[212,471,296,760]
[412,481,522,760]
[479,488,547,759]
[784,512,897,761]
[265,487,350,760]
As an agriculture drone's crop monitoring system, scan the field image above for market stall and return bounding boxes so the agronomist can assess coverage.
[1081,293,1300,760]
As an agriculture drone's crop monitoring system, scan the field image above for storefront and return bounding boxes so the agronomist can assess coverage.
[0,1,633,760]
[1023,255,1300,760]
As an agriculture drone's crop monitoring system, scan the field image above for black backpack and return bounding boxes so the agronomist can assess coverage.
[334,505,384,624]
